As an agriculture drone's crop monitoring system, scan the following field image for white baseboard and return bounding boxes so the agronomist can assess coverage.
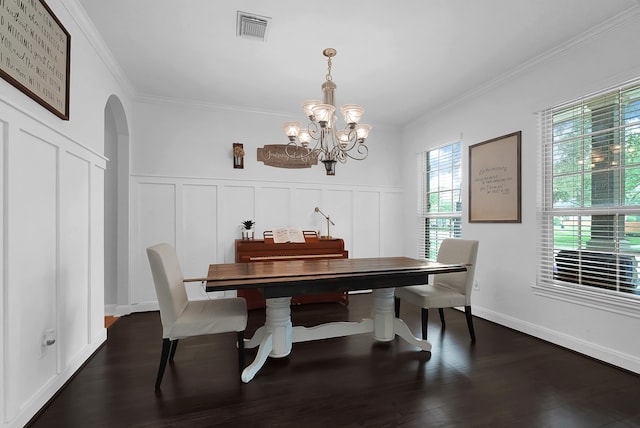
[105,302,159,317]
[471,305,640,374]
[6,330,107,428]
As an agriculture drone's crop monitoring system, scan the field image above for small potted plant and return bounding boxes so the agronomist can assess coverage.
[240,220,255,239]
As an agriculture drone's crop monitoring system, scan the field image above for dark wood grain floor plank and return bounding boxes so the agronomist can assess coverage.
[27,294,639,428]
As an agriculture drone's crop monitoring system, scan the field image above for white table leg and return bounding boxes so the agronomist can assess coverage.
[371,287,432,351]
[241,332,273,383]
[244,325,267,349]
[242,288,431,382]
[241,297,292,382]
[372,288,396,341]
[265,297,293,358]
[393,317,432,351]
[292,319,373,343]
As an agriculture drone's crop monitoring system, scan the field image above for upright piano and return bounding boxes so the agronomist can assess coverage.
[235,232,349,310]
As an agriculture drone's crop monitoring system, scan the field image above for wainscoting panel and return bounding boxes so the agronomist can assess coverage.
[58,152,91,371]
[129,175,404,313]
[181,184,218,279]
[182,184,218,300]
[325,190,354,251]
[90,164,106,344]
[381,192,404,256]
[5,129,59,421]
[220,185,255,263]
[133,182,177,305]
[353,191,381,257]
[292,188,323,234]
[256,186,291,233]
[1,103,107,427]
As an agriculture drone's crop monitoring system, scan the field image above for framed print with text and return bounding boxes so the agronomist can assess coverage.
[468,131,521,223]
[0,0,71,120]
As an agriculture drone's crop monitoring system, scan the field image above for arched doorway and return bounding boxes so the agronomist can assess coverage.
[104,95,130,315]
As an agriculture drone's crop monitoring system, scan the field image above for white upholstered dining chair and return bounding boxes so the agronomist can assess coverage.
[394,239,479,342]
[146,243,248,389]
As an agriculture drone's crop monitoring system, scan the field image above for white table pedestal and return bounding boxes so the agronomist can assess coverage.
[241,288,431,383]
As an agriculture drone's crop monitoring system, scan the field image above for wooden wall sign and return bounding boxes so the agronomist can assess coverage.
[0,0,71,120]
[257,144,319,169]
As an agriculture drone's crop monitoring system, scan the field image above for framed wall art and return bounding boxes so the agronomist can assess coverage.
[468,131,521,223]
[0,0,71,120]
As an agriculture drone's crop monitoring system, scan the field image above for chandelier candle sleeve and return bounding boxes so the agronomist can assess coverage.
[282,48,372,176]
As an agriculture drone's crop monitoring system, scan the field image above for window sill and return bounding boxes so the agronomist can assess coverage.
[532,281,640,319]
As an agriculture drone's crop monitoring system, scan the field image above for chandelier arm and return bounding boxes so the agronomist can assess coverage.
[341,143,369,161]
[335,128,360,152]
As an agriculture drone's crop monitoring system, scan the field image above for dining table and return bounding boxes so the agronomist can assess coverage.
[201,256,467,382]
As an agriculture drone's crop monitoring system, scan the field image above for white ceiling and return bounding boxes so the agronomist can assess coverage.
[77,0,639,127]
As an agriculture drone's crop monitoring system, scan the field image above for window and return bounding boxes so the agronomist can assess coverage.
[418,142,462,259]
[539,81,640,297]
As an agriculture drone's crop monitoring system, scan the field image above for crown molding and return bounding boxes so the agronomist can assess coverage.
[408,3,640,127]
[59,0,136,98]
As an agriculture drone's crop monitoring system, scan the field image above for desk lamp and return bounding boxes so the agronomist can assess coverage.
[314,207,335,239]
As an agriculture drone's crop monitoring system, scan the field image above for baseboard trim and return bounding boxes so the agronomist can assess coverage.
[105,302,159,317]
[11,330,107,428]
[471,305,640,374]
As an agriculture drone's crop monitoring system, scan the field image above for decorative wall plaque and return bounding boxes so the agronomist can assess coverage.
[257,145,319,169]
[0,0,71,120]
[469,131,521,223]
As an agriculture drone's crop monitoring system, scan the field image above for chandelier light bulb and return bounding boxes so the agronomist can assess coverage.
[341,104,364,126]
[337,130,350,148]
[355,124,372,142]
[302,100,320,120]
[282,121,301,142]
[312,104,335,125]
[298,129,312,146]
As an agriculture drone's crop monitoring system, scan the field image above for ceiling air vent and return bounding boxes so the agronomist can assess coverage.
[236,11,271,42]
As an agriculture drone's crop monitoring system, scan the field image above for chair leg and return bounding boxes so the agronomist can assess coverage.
[237,331,245,374]
[421,308,429,340]
[169,339,179,362]
[438,308,446,327]
[464,306,476,342]
[394,297,400,318]
[155,338,172,390]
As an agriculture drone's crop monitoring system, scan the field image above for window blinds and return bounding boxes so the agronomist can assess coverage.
[539,81,640,296]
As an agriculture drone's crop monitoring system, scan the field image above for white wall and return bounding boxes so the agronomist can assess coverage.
[0,0,132,426]
[401,11,640,373]
[125,99,404,312]
[131,98,402,187]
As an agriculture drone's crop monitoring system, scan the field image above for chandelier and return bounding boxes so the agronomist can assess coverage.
[282,48,372,176]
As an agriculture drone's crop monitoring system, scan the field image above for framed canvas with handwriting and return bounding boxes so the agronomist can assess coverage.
[0,0,71,120]
[468,131,521,223]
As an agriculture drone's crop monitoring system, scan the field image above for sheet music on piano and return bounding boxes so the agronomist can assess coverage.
[273,227,306,243]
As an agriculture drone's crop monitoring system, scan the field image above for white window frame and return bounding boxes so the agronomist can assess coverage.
[418,141,462,259]
[536,79,640,318]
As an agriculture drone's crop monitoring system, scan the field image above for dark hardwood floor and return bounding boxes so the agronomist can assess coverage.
[28,293,639,428]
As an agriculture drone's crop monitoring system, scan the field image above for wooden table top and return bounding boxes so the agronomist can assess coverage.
[203,257,466,298]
